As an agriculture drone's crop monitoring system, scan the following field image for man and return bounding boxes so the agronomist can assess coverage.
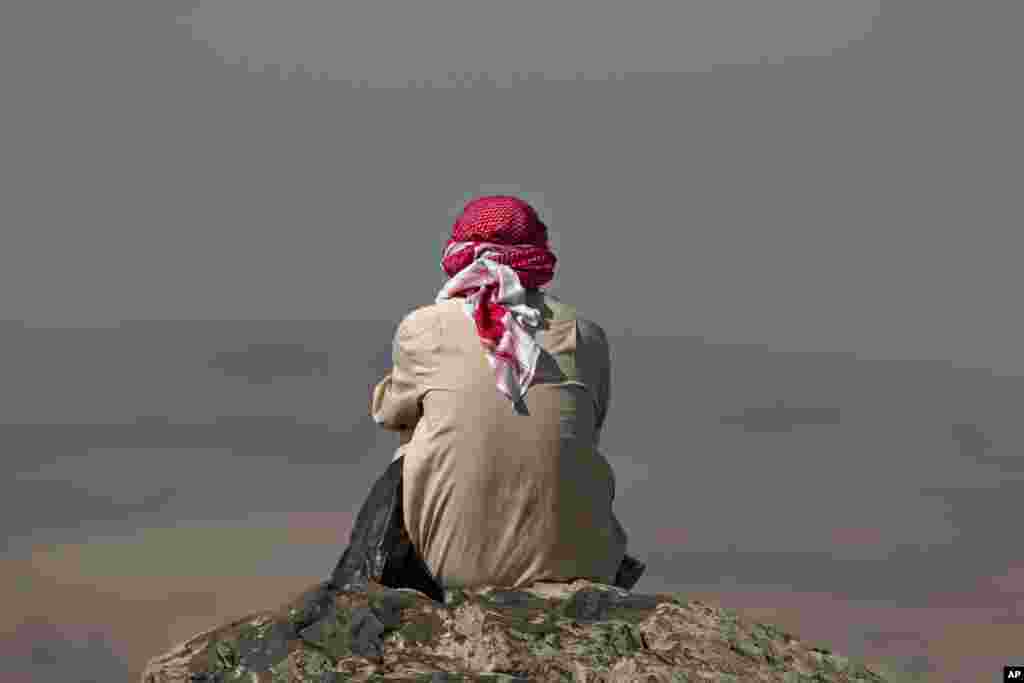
[329,195,643,600]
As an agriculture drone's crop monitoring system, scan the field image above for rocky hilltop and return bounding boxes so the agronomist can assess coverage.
[140,579,891,682]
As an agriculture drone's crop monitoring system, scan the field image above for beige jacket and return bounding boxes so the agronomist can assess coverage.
[370,290,627,589]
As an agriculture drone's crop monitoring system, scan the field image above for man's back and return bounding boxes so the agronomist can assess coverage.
[372,290,627,589]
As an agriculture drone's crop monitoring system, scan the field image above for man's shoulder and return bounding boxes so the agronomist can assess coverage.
[540,292,578,321]
[542,294,598,329]
[396,301,454,336]
[540,294,608,345]
[415,299,464,320]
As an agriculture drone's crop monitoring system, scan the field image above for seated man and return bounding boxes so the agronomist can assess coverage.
[330,195,642,598]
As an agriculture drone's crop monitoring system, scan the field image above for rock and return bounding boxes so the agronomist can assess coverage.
[561,587,616,622]
[348,606,389,659]
[236,621,291,671]
[141,579,893,682]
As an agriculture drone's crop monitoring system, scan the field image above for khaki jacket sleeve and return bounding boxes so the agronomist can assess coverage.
[371,308,438,431]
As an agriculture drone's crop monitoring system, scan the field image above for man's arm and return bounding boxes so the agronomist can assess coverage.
[596,332,611,437]
[370,309,435,432]
[579,318,611,439]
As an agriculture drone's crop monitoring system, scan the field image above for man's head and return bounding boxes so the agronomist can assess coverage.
[441,196,557,289]
[449,195,550,247]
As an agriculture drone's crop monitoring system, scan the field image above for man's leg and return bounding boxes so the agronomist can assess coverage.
[328,456,405,591]
[328,455,445,603]
[613,554,646,591]
[378,486,445,603]
[609,512,646,591]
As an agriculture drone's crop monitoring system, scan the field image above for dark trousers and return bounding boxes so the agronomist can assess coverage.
[328,456,446,602]
[328,456,645,604]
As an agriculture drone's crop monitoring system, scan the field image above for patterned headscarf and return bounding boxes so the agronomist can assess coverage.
[436,196,558,404]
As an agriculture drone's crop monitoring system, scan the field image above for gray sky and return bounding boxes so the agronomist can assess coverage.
[182,0,882,84]
[3,0,1022,376]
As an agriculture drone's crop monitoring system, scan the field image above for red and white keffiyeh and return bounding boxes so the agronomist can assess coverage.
[435,196,557,404]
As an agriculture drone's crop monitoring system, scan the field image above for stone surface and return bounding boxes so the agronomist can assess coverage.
[140,579,893,682]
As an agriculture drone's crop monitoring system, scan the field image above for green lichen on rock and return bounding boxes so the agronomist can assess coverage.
[207,636,240,672]
[395,617,438,645]
[268,655,292,683]
[444,587,468,609]
[818,651,852,674]
[754,621,797,645]
[298,645,335,677]
[318,610,354,660]
[369,588,420,614]
[731,636,764,660]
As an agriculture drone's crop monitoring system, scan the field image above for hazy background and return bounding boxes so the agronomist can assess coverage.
[2,1,1021,681]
